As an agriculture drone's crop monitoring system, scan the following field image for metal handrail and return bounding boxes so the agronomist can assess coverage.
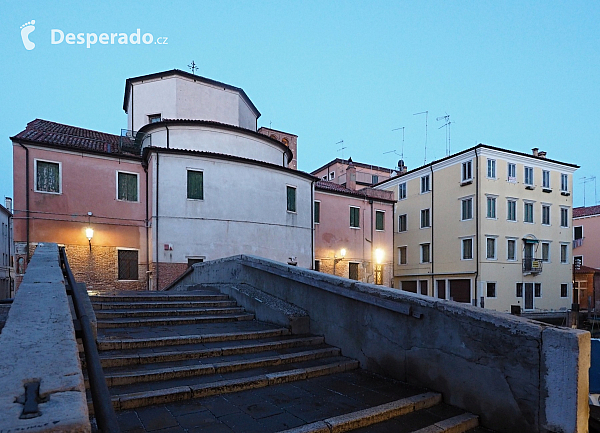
[59,247,120,433]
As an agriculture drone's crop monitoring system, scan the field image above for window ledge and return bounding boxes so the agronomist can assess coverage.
[525,185,535,190]
[542,188,552,193]
[34,190,62,195]
[460,180,473,186]
[350,226,361,230]
[561,191,571,196]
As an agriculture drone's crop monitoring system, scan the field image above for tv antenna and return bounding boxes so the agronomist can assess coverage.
[336,140,346,159]
[188,60,199,75]
[391,126,405,159]
[413,111,428,164]
[580,176,597,207]
[436,114,452,156]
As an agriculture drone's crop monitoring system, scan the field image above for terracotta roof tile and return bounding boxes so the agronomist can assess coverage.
[316,180,395,202]
[11,119,139,157]
[574,264,600,274]
[573,205,600,218]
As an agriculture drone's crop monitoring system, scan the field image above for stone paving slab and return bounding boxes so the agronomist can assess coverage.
[115,370,441,433]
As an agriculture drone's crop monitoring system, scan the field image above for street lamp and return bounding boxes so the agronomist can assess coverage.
[85,227,94,251]
[374,248,384,285]
[334,248,347,276]
[375,248,384,264]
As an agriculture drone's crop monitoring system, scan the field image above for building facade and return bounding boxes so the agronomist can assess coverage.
[314,161,395,286]
[573,205,600,270]
[376,144,578,313]
[12,69,314,291]
[312,158,396,188]
[0,199,13,298]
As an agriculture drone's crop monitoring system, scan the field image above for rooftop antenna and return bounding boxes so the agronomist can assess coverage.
[391,126,405,159]
[436,114,452,156]
[336,140,346,159]
[413,111,428,164]
[188,60,198,75]
[580,176,597,207]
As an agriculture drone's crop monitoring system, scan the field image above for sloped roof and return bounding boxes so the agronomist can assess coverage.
[573,205,600,218]
[574,264,600,274]
[316,180,395,203]
[11,119,140,158]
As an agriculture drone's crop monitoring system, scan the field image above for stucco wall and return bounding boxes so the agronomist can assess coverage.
[183,254,590,433]
[573,213,600,269]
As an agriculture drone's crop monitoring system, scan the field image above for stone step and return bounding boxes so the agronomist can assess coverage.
[98,347,341,387]
[98,335,326,367]
[98,358,360,412]
[95,306,244,319]
[98,327,290,350]
[277,392,445,433]
[92,300,238,310]
[97,313,255,328]
[90,293,229,303]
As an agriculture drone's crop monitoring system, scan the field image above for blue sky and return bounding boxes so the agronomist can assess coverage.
[1,1,599,207]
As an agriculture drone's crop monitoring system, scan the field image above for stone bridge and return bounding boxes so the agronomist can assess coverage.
[0,244,590,433]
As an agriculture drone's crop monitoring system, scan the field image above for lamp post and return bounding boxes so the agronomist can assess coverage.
[85,211,94,252]
[374,248,384,285]
[333,248,346,276]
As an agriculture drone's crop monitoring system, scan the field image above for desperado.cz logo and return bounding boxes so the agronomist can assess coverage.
[20,20,168,50]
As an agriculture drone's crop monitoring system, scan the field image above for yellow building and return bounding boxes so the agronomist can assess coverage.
[376,144,579,313]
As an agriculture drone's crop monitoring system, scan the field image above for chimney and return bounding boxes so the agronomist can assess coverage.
[346,162,357,190]
[4,197,12,213]
[538,151,547,158]
[398,159,407,174]
[532,147,539,157]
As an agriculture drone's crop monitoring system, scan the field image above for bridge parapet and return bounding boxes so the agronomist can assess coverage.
[0,243,90,432]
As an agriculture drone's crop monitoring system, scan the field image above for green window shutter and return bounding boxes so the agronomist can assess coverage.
[350,207,359,227]
[314,202,320,223]
[187,171,204,200]
[287,186,296,212]
[376,211,384,230]
[37,161,60,192]
[118,172,138,201]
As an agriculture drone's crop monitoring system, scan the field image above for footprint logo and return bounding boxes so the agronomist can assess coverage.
[20,20,35,51]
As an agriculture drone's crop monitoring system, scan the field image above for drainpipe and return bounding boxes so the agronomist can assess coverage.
[310,181,315,269]
[18,142,30,263]
[144,162,149,291]
[370,199,374,280]
[475,149,480,306]
[166,125,170,149]
[430,164,434,294]
[155,152,160,291]
[131,83,134,132]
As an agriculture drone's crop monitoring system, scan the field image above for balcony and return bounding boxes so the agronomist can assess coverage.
[522,258,543,275]
[573,238,584,249]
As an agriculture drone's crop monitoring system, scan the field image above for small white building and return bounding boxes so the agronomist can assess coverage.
[124,70,315,289]
[0,199,13,298]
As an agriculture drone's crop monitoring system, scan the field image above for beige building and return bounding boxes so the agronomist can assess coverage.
[376,144,578,313]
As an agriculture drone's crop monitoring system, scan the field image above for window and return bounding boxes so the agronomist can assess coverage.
[516,283,523,298]
[507,163,516,181]
[437,280,446,299]
[461,198,473,221]
[148,114,162,123]
[486,237,496,260]
[322,176,327,181]
[329,171,335,180]
[560,244,568,263]
[524,202,534,223]
[560,208,569,228]
[462,238,473,260]
[574,226,583,240]
[542,205,550,225]
[487,159,496,179]
[398,214,407,232]
[535,283,541,298]
[507,200,516,221]
[187,257,204,267]
[421,175,430,193]
[350,206,360,228]
[420,209,430,228]
[286,186,296,212]
[487,282,496,298]
[349,262,359,280]
[524,166,534,185]
[375,211,385,231]
[398,182,407,200]
[542,242,550,262]
[187,170,204,200]
[421,244,430,263]
[314,201,320,223]
[561,283,568,298]
[314,260,321,271]
[561,174,569,192]
[117,172,138,202]
[399,246,407,264]
[118,250,138,280]
[462,160,472,182]
[35,160,61,193]
[486,196,496,219]
[542,170,550,189]
[507,239,516,261]
[420,280,428,296]
[372,175,379,184]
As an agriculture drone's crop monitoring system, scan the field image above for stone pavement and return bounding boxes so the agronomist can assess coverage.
[88,288,489,432]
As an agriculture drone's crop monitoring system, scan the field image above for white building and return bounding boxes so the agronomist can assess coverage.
[0,199,13,298]
[124,70,315,289]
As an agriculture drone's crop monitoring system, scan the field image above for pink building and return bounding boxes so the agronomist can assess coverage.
[311,158,396,188]
[573,205,600,269]
[314,162,395,286]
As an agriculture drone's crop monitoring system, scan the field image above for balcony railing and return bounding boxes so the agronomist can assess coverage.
[522,258,543,274]
[573,238,584,249]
